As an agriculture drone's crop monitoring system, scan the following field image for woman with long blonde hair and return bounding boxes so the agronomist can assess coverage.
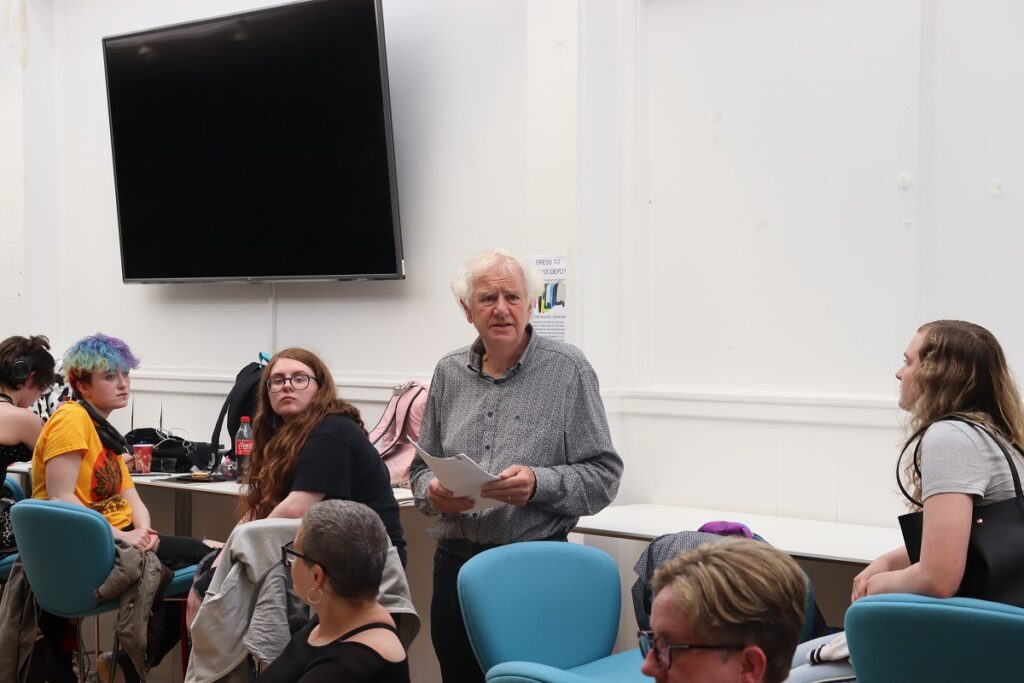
[855,320,1024,600]
[789,320,1024,682]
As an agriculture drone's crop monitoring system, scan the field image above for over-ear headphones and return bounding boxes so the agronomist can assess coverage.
[10,355,34,382]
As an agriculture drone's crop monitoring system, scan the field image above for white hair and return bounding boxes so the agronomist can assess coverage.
[450,248,544,305]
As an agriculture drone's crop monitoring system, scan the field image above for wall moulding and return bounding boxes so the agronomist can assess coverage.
[130,368,428,405]
[130,370,901,428]
[608,389,901,429]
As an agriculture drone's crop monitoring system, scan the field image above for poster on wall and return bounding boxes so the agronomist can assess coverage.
[528,254,568,341]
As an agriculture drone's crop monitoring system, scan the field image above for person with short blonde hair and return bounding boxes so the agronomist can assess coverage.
[640,538,807,683]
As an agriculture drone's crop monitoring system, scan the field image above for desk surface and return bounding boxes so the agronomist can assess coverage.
[575,504,903,565]
[6,461,416,507]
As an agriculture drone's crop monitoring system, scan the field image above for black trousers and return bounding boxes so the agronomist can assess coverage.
[431,546,486,683]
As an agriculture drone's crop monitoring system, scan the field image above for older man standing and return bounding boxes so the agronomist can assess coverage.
[409,248,623,683]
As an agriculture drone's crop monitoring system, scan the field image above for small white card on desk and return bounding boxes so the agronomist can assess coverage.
[409,439,503,512]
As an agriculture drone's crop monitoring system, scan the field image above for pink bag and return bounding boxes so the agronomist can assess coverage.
[368,380,429,486]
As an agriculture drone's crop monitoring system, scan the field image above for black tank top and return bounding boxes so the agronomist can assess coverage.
[0,442,32,470]
[257,618,410,683]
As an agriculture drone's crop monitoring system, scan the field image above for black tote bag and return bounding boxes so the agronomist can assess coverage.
[897,417,1024,607]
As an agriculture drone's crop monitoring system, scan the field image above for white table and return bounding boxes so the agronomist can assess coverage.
[6,461,415,535]
[575,504,903,565]
[6,461,30,480]
[132,474,413,502]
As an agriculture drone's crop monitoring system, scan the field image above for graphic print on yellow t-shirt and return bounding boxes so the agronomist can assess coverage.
[89,447,130,518]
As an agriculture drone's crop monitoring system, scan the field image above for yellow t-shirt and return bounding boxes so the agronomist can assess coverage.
[31,402,135,530]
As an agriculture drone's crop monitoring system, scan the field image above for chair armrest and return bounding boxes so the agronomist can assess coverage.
[486,661,600,683]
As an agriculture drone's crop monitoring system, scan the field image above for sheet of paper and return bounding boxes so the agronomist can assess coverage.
[410,439,504,512]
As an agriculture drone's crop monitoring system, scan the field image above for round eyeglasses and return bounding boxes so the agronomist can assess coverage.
[637,630,744,670]
[266,375,316,392]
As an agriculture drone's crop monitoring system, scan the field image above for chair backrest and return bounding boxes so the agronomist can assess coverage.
[2,476,25,501]
[11,499,116,617]
[457,541,621,672]
[845,593,1024,682]
[633,530,826,642]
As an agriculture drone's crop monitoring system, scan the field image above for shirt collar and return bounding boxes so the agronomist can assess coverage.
[468,324,536,381]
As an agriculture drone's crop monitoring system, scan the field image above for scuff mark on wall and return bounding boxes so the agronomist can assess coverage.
[2,0,28,69]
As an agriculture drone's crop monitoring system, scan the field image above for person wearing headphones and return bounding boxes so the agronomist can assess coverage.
[0,335,57,469]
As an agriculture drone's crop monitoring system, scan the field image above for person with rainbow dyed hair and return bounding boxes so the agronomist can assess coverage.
[30,333,215,682]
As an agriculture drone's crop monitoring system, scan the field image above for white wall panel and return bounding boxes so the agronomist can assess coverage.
[0,15,26,334]
[613,389,906,527]
[918,0,1024,364]
[637,0,921,394]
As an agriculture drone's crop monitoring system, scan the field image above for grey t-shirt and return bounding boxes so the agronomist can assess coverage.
[920,420,1024,504]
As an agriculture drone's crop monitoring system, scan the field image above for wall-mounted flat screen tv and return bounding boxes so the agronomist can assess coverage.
[103,0,403,282]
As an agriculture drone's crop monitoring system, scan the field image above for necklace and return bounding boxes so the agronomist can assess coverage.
[0,392,14,406]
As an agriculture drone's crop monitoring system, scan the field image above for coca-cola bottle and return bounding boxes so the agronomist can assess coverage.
[235,416,254,476]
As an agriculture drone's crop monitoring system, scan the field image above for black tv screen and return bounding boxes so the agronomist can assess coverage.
[103,0,403,282]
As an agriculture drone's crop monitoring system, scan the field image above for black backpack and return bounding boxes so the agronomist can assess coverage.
[208,361,265,469]
[632,531,725,631]
[632,530,830,642]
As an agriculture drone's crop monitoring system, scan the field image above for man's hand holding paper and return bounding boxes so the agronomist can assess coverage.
[479,465,536,507]
[412,439,504,513]
[426,478,474,513]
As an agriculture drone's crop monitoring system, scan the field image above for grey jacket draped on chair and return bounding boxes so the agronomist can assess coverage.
[186,517,418,683]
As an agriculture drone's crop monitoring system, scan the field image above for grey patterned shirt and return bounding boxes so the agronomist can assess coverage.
[409,326,623,544]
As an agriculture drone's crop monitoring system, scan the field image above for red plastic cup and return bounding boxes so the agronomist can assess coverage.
[133,443,153,474]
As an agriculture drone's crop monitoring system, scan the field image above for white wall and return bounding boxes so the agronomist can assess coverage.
[8,0,1024,657]
[574,0,1024,527]
[6,0,1024,528]
[0,0,26,333]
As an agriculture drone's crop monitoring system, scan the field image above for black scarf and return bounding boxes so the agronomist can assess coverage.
[77,399,131,455]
